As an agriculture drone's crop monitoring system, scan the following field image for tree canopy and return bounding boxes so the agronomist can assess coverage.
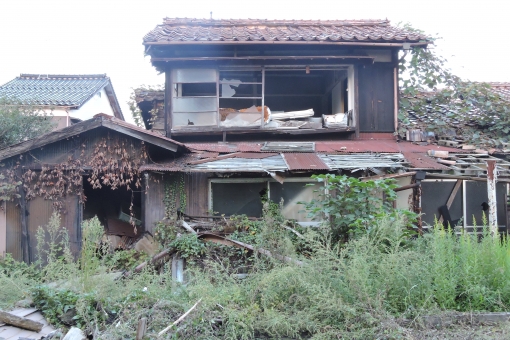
[0,98,54,149]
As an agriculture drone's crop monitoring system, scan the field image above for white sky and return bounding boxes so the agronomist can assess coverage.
[1,0,509,123]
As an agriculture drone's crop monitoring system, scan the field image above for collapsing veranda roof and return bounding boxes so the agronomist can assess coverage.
[139,140,510,176]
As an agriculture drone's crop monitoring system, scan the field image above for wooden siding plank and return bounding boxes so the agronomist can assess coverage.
[358,63,395,133]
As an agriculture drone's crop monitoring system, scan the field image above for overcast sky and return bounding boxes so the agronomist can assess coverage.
[1,0,509,123]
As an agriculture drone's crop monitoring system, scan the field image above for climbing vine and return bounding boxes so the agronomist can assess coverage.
[0,133,148,224]
[398,24,510,148]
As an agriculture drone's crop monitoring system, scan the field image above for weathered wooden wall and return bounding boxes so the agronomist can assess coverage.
[5,201,22,261]
[358,63,395,132]
[143,173,166,235]
[184,173,209,216]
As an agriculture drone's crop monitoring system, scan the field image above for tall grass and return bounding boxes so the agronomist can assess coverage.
[2,211,510,338]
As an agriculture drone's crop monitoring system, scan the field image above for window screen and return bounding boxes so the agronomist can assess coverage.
[211,182,267,217]
[269,181,320,222]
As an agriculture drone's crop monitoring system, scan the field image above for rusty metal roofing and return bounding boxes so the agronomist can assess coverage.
[283,153,330,171]
[185,140,462,154]
[401,152,450,170]
[144,18,428,45]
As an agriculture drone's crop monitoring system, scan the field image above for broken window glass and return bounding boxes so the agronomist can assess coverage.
[211,181,267,217]
[269,181,320,222]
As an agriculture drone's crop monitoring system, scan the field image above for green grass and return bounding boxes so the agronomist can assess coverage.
[2,210,510,339]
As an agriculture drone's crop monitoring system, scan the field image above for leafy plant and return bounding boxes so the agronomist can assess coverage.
[398,25,510,147]
[170,234,206,259]
[0,97,54,149]
[301,174,417,242]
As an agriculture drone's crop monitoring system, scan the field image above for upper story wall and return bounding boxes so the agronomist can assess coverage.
[152,45,399,140]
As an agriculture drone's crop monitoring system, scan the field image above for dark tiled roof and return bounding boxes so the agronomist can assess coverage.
[144,18,427,45]
[0,74,111,107]
[487,82,510,100]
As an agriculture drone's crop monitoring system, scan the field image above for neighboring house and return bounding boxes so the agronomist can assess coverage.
[0,74,124,130]
[1,19,509,263]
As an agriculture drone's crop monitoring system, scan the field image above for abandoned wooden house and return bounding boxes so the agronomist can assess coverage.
[1,18,509,262]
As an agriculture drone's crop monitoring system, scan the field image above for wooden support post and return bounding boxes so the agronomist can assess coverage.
[18,175,30,264]
[487,160,498,236]
[136,317,147,340]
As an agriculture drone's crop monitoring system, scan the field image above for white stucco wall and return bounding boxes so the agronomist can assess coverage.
[42,87,116,130]
[69,88,115,120]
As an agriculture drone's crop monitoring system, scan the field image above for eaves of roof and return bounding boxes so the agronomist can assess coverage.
[143,18,429,47]
[0,115,186,161]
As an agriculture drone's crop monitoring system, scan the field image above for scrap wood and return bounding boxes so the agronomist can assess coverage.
[0,310,43,332]
[197,232,303,266]
[121,247,176,278]
[158,298,202,337]
[180,220,197,234]
[439,180,462,224]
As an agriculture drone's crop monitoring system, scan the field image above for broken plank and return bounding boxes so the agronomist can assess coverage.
[439,180,462,224]
[180,220,197,234]
[0,310,43,332]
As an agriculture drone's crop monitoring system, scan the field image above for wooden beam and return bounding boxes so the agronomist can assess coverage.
[165,66,172,138]
[101,120,178,152]
[145,41,429,47]
[152,55,375,62]
[438,179,462,224]
[0,310,43,332]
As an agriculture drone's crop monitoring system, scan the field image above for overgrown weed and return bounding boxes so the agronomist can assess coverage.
[2,195,510,338]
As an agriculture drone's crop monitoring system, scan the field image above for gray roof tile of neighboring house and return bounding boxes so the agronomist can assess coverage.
[0,74,124,119]
[144,18,428,45]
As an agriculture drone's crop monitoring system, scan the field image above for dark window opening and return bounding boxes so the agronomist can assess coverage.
[83,175,142,238]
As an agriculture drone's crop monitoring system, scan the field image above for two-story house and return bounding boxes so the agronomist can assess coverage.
[1,18,509,263]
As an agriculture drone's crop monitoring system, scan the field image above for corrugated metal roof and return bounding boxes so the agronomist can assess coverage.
[185,140,463,154]
[144,18,428,45]
[319,153,406,170]
[283,153,330,171]
[190,155,287,172]
[0,74,110,107]
[402,152,450,170]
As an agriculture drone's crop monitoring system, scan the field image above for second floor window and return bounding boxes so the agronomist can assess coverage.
[171,66,354,130]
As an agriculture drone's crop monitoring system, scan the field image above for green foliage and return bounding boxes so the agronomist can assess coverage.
[80,217,108,290]
[301,174,417,242]
[35,211,76,282]
[170,234,206,259]
[398,25,510,147]
[0,97,54,149]
[127,85,164,127]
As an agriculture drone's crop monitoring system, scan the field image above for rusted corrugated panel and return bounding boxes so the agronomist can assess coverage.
[283,153,330,171]
[403,152,450,170]
[234,152,277,159]
[5,200,22,261]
